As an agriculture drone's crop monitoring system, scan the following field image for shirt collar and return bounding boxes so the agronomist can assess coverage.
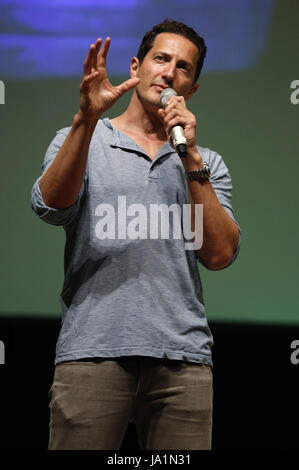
[102,117,177,162]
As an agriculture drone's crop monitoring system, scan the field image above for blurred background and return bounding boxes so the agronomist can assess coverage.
[0,0,298,450]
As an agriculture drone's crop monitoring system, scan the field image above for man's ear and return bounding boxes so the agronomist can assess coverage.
[130,57,140,78]
[185,82,199,101]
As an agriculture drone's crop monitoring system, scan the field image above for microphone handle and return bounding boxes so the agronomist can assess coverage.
[171,125,187,158]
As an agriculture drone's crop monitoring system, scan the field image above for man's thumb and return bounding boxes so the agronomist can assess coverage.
[118,77,140,95]
[157,108,165,122]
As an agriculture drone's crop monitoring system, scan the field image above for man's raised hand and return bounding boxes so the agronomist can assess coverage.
[78,37,140,124]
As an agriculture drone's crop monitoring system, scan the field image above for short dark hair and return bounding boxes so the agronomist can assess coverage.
[137,19,207,84]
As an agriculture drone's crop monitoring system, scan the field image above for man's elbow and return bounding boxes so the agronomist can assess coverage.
[208,227,240,270]
[197,228,240,270]
[199,250,234,271]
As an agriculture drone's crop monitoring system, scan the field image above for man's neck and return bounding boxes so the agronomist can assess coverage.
[111,91,167,143]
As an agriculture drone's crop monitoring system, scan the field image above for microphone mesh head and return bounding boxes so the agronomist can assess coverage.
[160,88,177,108]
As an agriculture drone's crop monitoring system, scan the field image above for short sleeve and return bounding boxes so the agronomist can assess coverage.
[196,148,242,269]
[30,128,87,226]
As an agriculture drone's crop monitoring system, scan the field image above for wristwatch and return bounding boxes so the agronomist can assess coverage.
[187,161,211,182]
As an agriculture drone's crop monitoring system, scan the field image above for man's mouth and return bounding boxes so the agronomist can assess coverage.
[152,84,168,91]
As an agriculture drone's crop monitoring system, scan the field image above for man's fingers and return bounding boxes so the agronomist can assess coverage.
[97,37,111,66]
[92,38,102,70]
[84,43,95,75]
[167,116,186,130]
[84,38,102,75]
[116,77,140,96]
[164,95,186,111]
[157,108,165,122]
[163,107,178,123]
[80,71,99,92]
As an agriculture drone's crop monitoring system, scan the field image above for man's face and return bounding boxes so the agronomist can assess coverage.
[131,32,199,112]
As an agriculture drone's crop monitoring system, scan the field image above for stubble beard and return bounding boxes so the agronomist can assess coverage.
[135,85,162,116]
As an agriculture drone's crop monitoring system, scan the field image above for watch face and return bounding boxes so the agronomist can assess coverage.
[203,163,211,178]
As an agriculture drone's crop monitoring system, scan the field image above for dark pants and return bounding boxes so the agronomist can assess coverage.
[48,356,213,450]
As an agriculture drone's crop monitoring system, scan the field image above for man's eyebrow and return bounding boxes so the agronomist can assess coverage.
[154,51,193,69]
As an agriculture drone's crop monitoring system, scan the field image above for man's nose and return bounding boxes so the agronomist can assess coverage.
[162,61,176,83]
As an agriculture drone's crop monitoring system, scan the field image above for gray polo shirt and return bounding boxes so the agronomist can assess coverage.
[31,118,241,366]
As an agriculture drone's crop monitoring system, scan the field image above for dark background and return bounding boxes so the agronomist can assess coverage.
[1,318,298,450]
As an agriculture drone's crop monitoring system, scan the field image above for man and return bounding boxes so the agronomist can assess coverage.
[31,19,241,450]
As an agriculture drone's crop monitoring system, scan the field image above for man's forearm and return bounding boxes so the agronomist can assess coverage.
[40,112,98,209]
[183,150,239,270]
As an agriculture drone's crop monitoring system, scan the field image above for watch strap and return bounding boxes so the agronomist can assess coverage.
[187,161,211,181]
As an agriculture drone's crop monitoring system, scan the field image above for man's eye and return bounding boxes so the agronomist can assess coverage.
[156,56,164,61]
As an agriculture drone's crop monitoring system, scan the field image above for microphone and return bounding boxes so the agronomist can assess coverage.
[160,87,187,158]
